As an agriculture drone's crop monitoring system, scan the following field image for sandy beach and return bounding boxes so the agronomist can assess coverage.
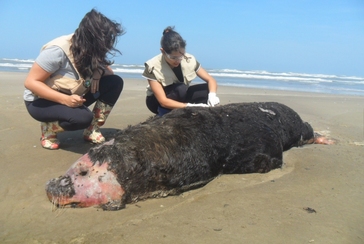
[1,71,363,243]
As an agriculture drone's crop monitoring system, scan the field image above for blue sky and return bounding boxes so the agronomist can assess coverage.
[1,0,363,76]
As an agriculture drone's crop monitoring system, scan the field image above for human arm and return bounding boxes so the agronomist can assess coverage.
[196,67,217,93]
[196,67,220,106]
[90,65,114,94]
[149,80,208,109]
[24,62,85,107]
[148,79,189,109]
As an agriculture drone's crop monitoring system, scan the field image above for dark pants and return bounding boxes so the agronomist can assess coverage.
[146,83,208,116]
[25,75,123,131]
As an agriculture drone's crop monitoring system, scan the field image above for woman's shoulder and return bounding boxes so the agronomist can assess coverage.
[182,53,198,67]
[184,53,197,61]
[36,46,68,73]
[144,54,163,72]
[42,34,73,49]
[37,46,65,62]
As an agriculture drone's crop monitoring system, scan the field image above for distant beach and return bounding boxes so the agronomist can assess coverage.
[2,57,364,96]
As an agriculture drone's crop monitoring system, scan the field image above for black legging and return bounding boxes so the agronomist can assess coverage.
[25,75,123,131]
[146,83,209,115]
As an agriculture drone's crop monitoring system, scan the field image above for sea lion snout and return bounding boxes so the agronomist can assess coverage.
[46,175,76,207]
[46,176,75,197]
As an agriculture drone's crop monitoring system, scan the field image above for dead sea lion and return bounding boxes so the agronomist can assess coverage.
[46,102,334,210]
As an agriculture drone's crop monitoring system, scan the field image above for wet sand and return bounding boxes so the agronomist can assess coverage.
[1,71,363,243]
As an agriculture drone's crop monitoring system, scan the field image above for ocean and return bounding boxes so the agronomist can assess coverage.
[2,58,364,96]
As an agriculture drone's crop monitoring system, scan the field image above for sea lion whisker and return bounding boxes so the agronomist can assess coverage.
[50,195,60,212]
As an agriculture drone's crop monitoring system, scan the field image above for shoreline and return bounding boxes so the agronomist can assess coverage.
[2,70,364,98]
[1,71,364,243]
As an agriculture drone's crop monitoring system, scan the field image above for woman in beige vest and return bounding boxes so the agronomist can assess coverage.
[24,9,125,150]
[143,26,220,116]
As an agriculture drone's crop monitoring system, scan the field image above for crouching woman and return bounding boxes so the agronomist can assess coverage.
[24,9,125,149]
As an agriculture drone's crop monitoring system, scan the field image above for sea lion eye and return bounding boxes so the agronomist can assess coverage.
[79,170,88,176]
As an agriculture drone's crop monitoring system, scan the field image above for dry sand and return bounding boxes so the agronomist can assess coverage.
[0,71,363,243]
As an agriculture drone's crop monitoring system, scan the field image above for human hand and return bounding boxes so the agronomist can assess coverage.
[91,79,100,93]
[91,67,106,93]
[66,94,86,107]
[186,103,210,108]
[207,93,220,107]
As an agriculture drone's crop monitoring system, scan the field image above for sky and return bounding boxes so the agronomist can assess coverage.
[1,0,363,76]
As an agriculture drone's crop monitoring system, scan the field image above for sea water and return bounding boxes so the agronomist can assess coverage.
[2,58,364,96]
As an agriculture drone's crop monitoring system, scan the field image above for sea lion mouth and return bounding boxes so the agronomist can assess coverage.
[70,202,82,208]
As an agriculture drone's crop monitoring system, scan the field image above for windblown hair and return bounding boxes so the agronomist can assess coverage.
[71,9,125,79]
[160,26,186,54]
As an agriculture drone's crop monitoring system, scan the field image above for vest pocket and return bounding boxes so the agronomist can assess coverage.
[45,75,89,95]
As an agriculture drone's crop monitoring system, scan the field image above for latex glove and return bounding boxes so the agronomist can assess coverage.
[207,93,220,107]
[186,103,209,108]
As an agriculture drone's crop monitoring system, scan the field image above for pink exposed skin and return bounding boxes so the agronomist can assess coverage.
[46,153,124,208]
[314,136,336,145]
[308,133,337,145]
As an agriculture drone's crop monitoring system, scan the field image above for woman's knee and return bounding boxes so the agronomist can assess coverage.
[146,95,159,114]
[165,83,188,102]
[105,75,124,93]
[186,83,209,103]
[99,75,124,105]
[78,111,94,127]
[60,111,93,131]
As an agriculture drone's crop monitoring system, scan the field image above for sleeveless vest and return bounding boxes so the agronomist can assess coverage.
[42,34,90,95]
[145,53,198,96]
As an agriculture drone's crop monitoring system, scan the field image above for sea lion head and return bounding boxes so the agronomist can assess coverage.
[46,140,125,210]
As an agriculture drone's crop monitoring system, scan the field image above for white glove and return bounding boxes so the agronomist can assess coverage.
[207,93,220,107]
[186,103,209,107]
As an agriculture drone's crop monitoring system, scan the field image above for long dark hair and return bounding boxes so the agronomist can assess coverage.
[71,9,125,79]
[160,26,186,54]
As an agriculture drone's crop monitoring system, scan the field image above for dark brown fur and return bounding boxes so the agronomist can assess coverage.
[86,102,314,204]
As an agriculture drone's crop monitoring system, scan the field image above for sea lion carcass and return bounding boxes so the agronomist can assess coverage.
[46,102,331,210]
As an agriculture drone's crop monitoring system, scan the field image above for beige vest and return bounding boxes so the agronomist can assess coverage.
[42,34,90,95]
[145,53,198,96]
